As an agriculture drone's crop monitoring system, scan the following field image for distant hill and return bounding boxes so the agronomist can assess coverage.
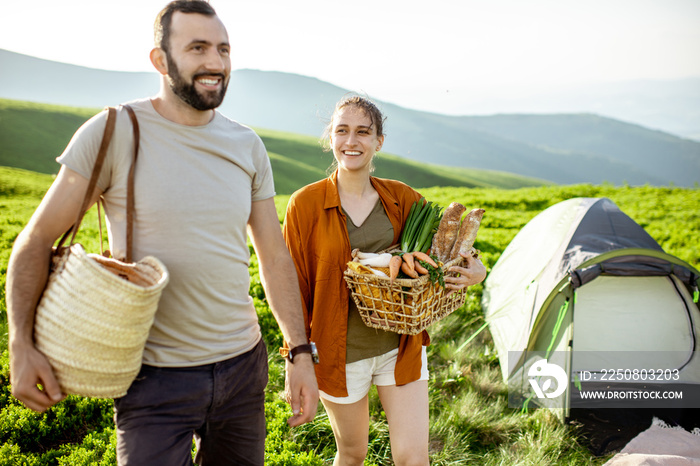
[1,49,698,187]
[455,114,700,187]
[0,99,546,194]
[449,78,700,143]
[0,100,99,174]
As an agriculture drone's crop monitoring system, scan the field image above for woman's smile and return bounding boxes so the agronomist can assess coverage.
[331,106,383,172]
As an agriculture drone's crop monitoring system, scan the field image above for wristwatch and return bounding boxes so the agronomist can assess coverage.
[280,342,319,364]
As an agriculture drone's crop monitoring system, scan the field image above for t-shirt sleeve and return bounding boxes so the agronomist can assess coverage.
[250,134,276,201]
[55,109,113,192]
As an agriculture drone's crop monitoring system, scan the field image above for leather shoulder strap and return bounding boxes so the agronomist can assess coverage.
[59,107,118,250]
[122,104,140,263]
[57,105,140,264]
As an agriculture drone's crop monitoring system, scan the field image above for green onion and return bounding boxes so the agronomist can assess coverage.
[399,198,443,252]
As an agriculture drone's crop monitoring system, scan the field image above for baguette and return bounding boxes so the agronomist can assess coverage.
[449,208,485,261]
[430,202,466,263]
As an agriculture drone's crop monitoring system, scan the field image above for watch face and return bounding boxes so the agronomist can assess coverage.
[310,342,319,364]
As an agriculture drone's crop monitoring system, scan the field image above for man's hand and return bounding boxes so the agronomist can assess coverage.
[284,354,319,427]
[248,198,319,426]
[10,344,65,412]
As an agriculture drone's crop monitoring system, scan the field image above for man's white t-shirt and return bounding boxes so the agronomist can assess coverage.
[57,98,275,367]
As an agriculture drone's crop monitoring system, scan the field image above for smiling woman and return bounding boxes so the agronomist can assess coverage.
[282,94,487,465]
[331,106,383,177]
[321,96,385,177]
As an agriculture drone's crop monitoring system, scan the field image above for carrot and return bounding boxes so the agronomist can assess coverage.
[389,255,402,283]
[412,251,438,268]
[401,260,419,279]
[414,260,429,275]
[403,252,416,274]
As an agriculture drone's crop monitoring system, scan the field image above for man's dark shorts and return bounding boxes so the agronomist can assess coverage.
[114,338,269,465]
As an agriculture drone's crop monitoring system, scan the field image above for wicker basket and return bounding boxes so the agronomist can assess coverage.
[34,244,169,398]
[344,254,469,335]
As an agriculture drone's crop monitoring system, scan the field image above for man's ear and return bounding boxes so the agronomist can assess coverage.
[150,48,168,76]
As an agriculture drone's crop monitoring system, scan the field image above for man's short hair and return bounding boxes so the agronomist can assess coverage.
[154,0,217,53]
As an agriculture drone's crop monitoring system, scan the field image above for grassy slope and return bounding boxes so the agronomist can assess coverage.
[0,99,548,194]
[3,166,698,464]
[257,128,548,192]
[0,99,100,175]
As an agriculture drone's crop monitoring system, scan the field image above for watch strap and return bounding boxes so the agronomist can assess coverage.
[280,342,319,364]
[291,344,313,361]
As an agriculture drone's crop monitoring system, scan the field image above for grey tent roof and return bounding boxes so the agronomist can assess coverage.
[556,197,662,277]
[482,197,699,380]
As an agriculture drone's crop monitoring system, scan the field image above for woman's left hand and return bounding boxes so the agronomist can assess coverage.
[444,252,487,295]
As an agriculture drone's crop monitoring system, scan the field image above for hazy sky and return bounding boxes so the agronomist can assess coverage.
[2,0,699,114]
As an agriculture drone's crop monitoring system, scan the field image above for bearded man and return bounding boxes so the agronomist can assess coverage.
[5,1,318,464]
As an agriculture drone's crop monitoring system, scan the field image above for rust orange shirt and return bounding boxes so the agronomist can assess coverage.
[282,171,429,397]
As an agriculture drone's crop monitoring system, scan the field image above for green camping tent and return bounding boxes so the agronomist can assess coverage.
[482,197,700,419]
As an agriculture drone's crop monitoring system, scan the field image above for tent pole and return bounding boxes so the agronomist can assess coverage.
[457,321,489,353]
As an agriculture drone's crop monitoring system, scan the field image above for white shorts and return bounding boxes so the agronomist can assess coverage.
[319,346,429,405]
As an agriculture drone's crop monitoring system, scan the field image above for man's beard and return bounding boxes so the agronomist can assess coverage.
[166,53,228,111]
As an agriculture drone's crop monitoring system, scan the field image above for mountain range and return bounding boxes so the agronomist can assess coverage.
[0,98,545,194]
[1,48,698,187]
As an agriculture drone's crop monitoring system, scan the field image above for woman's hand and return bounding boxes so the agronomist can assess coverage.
[444,252,487,295]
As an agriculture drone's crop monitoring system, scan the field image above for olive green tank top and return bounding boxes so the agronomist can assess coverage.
[344,199,400,363]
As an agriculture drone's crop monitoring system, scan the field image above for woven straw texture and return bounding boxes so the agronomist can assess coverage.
[344,255,467,335]
[34,243,169,398]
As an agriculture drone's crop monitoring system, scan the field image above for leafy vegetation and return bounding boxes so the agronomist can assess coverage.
[2,166,698,464]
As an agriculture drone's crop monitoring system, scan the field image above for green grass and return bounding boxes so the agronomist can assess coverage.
[1,168,699,464]
[0,99,100,175]
[0,167,109,345]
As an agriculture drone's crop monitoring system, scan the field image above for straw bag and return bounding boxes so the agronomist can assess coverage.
[344,250,478,335]
[34,105,169,398]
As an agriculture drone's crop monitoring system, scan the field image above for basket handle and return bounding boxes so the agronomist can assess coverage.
[57,105,140,263]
